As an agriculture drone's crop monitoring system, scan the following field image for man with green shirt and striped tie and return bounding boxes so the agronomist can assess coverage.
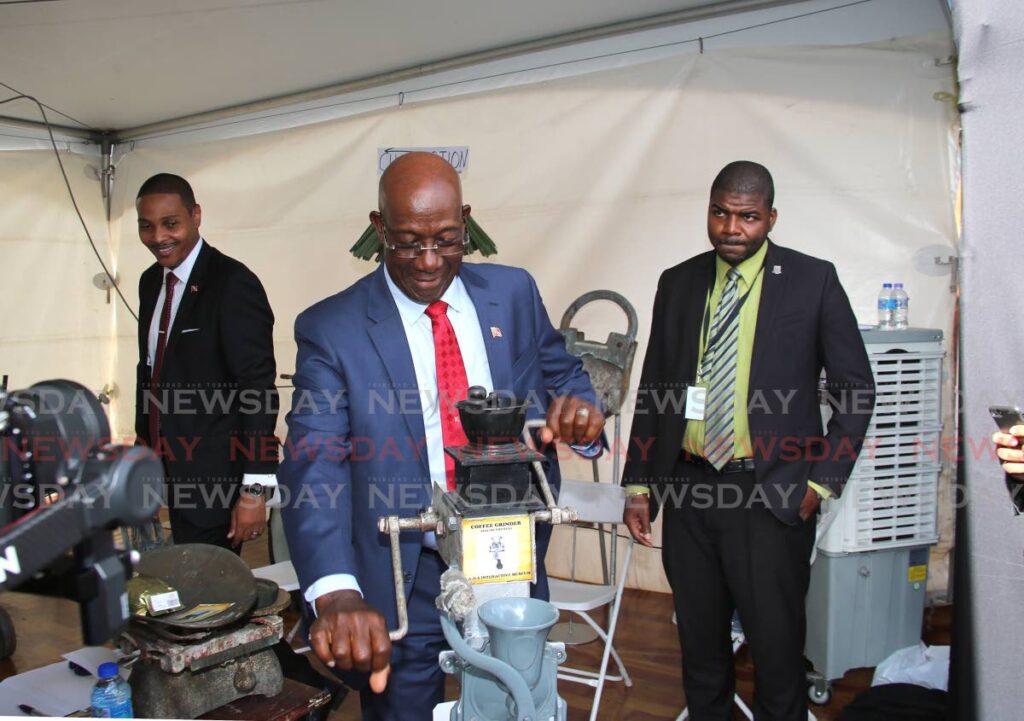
[622,161,875,721]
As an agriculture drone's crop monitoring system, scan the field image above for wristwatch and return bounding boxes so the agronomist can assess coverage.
[241,483,265,498]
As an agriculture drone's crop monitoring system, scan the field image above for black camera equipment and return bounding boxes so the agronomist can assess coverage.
[0,379,163,644]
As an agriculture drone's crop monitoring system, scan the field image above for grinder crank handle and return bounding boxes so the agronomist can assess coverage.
[377,512,438,641]
[522,419,580,525]
[522,418,558,508]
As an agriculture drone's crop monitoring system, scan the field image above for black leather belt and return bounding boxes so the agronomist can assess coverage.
[684,454,756,475]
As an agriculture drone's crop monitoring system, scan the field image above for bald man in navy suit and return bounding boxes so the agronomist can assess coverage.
[279,153,605,721]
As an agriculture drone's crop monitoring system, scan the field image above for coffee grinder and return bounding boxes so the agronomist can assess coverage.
[378,387,578,721]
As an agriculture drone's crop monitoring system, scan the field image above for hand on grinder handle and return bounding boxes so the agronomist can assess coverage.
[540,395,604,447]
[312,590,392,693]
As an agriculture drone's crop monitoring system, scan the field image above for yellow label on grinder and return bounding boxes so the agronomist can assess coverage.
[461,515,533,584]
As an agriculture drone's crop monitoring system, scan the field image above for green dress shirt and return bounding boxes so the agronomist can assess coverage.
[679,241,832,500]
[682,241,767,459]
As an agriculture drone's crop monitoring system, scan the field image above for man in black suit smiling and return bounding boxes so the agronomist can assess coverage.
[135,173,278,550]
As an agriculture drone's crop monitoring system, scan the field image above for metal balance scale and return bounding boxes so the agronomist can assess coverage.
[378,388,580,721]
[120,544,288,719]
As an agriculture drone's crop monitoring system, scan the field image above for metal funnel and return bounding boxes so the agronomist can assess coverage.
[477,597,559,689]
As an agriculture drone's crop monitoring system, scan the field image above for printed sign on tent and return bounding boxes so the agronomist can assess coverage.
[377,146,470,175]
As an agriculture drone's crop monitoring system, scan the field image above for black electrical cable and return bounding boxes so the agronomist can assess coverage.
[0,80,97,131]
[0,93,138,320]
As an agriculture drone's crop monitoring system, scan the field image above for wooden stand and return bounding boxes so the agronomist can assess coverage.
[199,678,330,721]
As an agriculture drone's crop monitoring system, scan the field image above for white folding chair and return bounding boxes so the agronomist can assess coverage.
[549,478,634,721]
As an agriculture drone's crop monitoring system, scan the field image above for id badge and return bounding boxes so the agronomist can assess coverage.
[685,385,706,421]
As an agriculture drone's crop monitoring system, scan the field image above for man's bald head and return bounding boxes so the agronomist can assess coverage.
[378,152,463,223]
[710,160,774,211]
[370,152,470,304]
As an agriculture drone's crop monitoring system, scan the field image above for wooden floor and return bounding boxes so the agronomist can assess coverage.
[0,534,951,720]
[324,592,950,721]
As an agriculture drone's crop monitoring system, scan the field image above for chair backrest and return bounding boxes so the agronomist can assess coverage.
[556,479,626,525]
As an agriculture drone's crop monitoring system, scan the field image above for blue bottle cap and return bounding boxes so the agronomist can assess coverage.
[98,662,119,679]
[882,283,892,288]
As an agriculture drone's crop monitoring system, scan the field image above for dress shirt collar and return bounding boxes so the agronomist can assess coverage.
[163,237,204,285]
[715,238,768,289]
[383,267,472,329]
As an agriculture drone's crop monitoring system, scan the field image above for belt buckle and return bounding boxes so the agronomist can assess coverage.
[729,458,752,473]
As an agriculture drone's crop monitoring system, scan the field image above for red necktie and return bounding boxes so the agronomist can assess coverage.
[425,301,469,490]
[148,272,179,448]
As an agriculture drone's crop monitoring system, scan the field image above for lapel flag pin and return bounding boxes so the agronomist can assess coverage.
[490,326,503,338]
[772,265,782,275]
[190,284,200,293]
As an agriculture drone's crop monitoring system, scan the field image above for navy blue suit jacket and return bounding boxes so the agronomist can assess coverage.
[278,262,597,627]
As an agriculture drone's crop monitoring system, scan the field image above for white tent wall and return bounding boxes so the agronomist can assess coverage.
[0,149,117,419]
[105,35,957,593]
[951,0,1024,716]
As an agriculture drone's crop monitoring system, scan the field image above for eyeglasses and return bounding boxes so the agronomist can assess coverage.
[380,225,468,259]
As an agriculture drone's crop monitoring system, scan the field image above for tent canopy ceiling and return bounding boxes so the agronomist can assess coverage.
[0,0,796,133]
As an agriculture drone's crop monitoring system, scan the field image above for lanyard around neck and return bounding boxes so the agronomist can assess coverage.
[699,262,765,368]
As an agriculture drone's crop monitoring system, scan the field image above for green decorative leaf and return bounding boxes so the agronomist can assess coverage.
[466,215,497,257]
[349,224,383,262]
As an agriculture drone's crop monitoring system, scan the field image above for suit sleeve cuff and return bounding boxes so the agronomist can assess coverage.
[570,439,604,459]
[807,480,832,499]
[243,473,279,508]
[305,574,363,617]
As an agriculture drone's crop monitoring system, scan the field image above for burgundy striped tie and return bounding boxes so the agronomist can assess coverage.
[148,272,178,448]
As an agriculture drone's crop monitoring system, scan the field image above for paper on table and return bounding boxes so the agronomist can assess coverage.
[62,647,123,677]
[0,660,95,717]
[252,561,299,591]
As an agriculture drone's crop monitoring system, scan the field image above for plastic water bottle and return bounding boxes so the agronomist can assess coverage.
[91,662,132,718]
[892,282,909,329]
[877,283,893,329]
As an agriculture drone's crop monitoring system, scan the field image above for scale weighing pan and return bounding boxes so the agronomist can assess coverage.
[133,543,257,630]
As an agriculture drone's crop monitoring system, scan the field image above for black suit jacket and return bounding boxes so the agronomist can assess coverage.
[136,242,279,528]
[623,241,875,525]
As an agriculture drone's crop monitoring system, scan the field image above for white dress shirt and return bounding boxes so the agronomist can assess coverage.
[147,237,276,500]
[304,271,494,606]
[147,237,204,368]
